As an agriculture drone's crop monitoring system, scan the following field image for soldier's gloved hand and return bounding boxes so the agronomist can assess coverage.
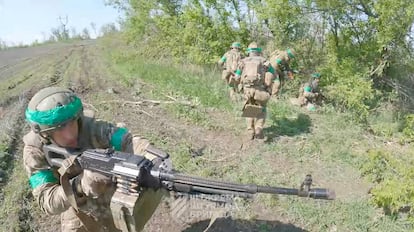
[78,170,114,198]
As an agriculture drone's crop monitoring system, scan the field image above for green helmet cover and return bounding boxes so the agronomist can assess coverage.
[25,87,83,133]
[231,42,241,48]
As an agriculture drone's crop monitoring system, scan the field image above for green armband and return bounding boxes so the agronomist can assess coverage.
[235,69,242,75]
[268,65,275,74]
[111,127,128,151]
[220,56,226,62]
[29,169,58,189]
[276,58,282,65]
[304,86,312,92]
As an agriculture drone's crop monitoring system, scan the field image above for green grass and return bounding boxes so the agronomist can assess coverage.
[105,49,235,127]
[103,48,414,231]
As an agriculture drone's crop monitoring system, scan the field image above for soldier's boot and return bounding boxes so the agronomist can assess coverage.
[255,127,264,140]
[255,112,266,140]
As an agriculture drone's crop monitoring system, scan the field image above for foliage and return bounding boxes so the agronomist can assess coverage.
[321,58,375,122]
[108,0,414,115]
[402,114,414,142]
[361,149,414,217]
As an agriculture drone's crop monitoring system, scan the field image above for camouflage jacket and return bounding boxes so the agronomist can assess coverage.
[23,111,133,215]
[269,50,292,75]
[218,49,244,72]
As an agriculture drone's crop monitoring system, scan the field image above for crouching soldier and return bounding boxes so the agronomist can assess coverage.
[268,48,296,96]
[298,73,322,108]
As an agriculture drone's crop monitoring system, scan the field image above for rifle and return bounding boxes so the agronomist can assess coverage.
[43,144,335,231]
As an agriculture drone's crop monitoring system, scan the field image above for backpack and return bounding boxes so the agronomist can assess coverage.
[242,57,265,86]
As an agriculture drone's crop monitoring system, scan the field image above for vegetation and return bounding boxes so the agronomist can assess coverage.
[105,46,413,230]
[1,0,414,230]
[102,2,414,223]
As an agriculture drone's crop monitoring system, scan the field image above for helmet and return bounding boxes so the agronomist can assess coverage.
[311,73,321,79]
[231,42,241,49]
[25,87,83,133]
[247,42,262,53]
[286,48,296,59]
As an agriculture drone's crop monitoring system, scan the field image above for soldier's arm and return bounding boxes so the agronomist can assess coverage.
[90,119,160,159]
[218,52,228,66]
[264,60,275,74]
[23,144,70,215]
[234,59,245,79]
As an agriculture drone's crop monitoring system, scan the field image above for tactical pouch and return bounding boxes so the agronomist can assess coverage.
[242,104,264,118]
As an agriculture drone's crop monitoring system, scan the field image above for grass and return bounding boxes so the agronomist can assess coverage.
[0,39,412,231]
[102,44,414,231]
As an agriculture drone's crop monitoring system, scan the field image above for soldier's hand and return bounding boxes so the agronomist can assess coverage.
[79,170,114,198]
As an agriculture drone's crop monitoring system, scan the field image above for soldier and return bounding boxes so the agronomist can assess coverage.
[267,48,296,96]
[298,72,322,107]
[23,87,169,231]
[218,42,244,100]
[234,42,274,140]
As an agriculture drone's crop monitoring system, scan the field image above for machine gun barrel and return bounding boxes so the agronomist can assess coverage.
[43,144,335,200]
[155,171,335,200]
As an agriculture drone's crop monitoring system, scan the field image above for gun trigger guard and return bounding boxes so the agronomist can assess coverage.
[58,155,81,177]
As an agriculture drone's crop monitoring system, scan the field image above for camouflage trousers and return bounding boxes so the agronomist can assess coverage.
[243,87,270,139]
[60,206,119,232]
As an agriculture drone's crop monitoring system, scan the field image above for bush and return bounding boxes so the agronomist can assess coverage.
[362,150,414,217]
[321,58,375,122]
[402,114,414,142]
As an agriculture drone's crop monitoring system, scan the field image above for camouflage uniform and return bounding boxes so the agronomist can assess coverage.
[298,73,321,106]
[235,42,273,139]
[218,42,244,100]
[23,87,165,232]
[268,49,295,96]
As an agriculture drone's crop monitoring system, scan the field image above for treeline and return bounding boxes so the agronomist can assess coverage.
[108,1,414,217]
[108,0,414,121]
[0,21,119,50]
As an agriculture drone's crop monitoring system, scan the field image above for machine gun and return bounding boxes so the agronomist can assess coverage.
[43,144,335,231]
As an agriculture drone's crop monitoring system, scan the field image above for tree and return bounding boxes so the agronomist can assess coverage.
[90,22,97,37]
[81,28,91,39]
[100,23,118,36]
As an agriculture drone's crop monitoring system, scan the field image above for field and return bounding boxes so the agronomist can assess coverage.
[0,38,412,232]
